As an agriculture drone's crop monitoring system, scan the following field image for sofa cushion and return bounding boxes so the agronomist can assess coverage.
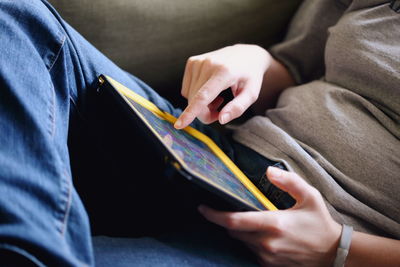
[49,0,301,98]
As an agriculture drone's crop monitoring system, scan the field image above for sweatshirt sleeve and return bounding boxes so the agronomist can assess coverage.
[270,0,348,84]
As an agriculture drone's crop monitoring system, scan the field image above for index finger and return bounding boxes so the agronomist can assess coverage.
[198,205,279,232]
[174,72,233,129]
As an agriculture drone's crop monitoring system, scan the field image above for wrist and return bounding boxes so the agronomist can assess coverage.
[252,56,295,113]
[323,221,342,266]
[332,224,353,267]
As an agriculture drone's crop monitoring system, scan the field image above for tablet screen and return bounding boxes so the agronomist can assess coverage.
[124,96,266,210]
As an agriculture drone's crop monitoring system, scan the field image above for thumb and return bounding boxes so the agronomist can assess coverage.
[218,79,261,124]
[266,167,313,204]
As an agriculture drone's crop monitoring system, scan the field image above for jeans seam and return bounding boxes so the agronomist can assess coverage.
[47,32,66,72]
[58,169,72,236]
[41,0,90,111]
[48,80,56,137]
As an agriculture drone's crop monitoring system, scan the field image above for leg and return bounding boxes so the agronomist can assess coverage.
[92,224,258,267]
[0,0,92,266]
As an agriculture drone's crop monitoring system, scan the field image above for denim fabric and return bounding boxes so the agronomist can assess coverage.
[0,0,290,266]
[0,1,92,266]
[92,224,258,267]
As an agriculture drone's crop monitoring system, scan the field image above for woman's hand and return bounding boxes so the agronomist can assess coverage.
[174,44,271,129]
[198,167,342,267]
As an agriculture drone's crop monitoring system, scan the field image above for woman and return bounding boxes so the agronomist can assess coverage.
[175,0,400,265]
[0,0,398,266]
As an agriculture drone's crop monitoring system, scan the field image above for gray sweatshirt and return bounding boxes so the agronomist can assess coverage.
[233,0,400,238]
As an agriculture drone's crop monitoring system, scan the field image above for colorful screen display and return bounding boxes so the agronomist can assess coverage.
[124,96,265,210]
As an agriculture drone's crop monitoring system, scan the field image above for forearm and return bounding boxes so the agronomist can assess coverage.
[252,56,295,114]
[346,231,400,267]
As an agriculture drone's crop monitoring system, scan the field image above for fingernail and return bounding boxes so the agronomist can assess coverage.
[220,113,230,124]
[268,166,283,179]
[174,119,182,129]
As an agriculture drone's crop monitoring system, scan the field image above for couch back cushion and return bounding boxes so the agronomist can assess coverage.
[49,0,301,97]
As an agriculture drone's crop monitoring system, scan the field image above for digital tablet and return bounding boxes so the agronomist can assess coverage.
[97,75,277,211]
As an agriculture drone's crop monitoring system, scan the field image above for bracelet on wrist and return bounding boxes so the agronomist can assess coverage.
[333,224,353,267]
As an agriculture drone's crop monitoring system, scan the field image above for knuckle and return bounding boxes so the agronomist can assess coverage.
[187,56,202,66]
[215,74,230,85]
[214,70,235,86]
[195,89,209,103]
[248,91,259,103]
[269,218,284,236]
[285,178,297,191]
[187,89,197,101]
[183,108,197,120]
[230,102,246,116]
[203,58,214,67]
[308,186,322,203]
[216,64,230,76]
[187,56,196,63]
[260,241,277,255]
[224,214,240,230]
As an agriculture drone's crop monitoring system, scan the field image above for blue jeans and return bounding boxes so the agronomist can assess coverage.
[0,0,291,266]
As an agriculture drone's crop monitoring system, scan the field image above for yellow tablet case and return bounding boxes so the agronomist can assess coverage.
[98,75,277,211]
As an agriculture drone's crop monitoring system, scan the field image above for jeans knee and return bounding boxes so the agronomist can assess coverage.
[0,0,66,71]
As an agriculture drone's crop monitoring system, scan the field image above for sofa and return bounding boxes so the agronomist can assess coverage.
[48,0,301,107]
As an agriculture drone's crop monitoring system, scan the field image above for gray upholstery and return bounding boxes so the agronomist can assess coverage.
[49,0,301,97]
